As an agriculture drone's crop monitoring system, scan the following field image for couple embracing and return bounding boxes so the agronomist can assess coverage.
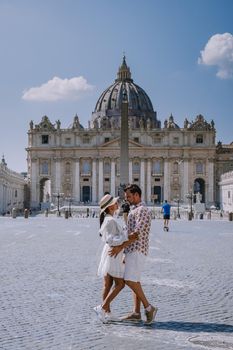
[94,184,158,324]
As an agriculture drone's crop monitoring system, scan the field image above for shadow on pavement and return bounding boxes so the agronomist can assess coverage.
[118,321,233,333]
[149,321,233,333]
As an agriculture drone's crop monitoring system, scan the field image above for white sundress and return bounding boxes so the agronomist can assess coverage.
[97,215,128,279]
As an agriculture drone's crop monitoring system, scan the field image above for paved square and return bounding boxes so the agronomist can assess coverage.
[0,216,233,349]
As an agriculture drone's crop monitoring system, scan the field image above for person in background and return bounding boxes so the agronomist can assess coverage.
[162,200,171,231]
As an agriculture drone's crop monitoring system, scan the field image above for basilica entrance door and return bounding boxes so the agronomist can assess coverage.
[82,186,90,203]
[153,186,161,204]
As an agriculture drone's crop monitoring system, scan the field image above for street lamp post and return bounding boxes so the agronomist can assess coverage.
[53,192,64,216]
[186,191,194,219]
[174,198,180,219]
[65,197,73,217]
[177,199,180,218]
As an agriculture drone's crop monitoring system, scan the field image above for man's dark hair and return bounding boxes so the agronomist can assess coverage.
[122,201,130,213]
[124,184,142,197]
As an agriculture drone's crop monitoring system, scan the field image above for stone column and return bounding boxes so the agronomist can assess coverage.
[207,159,214,204]
[183,160,189,203]
[129,160,133,183]
[163,160,170,201]
[140,159,145,200]
[110,159,116,196]
[74,159,80,202]
[92,159,97,203]
[31,159,38,208]
[0,183,3,213]
[147,159,152,204]
[55,159,61,193]
[98,159,103,201]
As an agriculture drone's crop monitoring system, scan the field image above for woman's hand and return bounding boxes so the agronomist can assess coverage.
[128,232,139,241]
[109,245,123,257]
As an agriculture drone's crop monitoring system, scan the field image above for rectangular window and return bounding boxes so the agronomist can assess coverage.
[196,163,204,174]
[196,135,203,144]
[104,137,110,143]
[65,138,71,145]
[42,135,49,144]
[154,136,161,144]
[173,137,179,145]
[83,137,90,144]
[41,162,49,175]
[134,137,139,143]
[153,161,161,174]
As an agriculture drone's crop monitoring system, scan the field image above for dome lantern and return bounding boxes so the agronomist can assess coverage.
[116,55,133,82]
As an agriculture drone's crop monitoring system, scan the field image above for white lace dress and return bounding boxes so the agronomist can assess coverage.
[97,215,128,278]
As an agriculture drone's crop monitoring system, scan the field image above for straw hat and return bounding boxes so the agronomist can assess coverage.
[99,194,119,214]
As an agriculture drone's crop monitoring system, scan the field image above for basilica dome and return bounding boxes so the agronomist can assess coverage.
[91,57,160,129]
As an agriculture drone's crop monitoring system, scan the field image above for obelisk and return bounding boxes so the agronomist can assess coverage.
[119,84,129,198]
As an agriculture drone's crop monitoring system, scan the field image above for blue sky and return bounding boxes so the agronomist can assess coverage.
[0,0,233,172]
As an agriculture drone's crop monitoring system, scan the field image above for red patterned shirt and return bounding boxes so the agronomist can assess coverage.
[124,202,152,256]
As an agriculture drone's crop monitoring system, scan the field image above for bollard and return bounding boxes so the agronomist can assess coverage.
[12,208,17,219]
[207,211,211,220]
[200,213,203,220]
[24,209,29,219]
[229,212,233,221]
[188,212,192,221]
[45,209,49,217]
[65,210,69,219]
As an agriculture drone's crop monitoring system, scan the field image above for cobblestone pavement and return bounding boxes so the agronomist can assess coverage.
[0,216,233,350]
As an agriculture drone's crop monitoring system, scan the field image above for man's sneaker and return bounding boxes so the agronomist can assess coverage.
[121,312,142,322]
[93,305,107,323]
[145,305,158,324]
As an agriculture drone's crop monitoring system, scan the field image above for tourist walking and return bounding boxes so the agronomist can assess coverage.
[162,200,171,231]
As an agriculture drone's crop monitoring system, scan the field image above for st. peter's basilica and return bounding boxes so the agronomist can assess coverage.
[26,57,233,209]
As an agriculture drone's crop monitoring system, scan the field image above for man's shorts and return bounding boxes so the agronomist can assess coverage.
[124,251,146,282]
[163,214,170,220]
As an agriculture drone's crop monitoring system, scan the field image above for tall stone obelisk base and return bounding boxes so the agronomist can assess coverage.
[119,90,129,200]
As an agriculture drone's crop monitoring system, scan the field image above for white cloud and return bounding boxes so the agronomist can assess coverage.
[198,33,233,79]
[22,76,94,101]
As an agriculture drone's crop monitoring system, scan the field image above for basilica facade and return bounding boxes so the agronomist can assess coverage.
[26,57,233,209]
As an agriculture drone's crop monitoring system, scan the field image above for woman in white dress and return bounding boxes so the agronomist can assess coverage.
[94,194,138,323]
